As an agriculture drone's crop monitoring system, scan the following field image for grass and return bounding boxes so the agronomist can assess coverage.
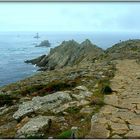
[57,129,72,139]
[10,81,76,97]
[65,106,81,114]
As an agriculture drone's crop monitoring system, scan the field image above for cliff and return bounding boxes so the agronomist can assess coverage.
[25,39,104,70]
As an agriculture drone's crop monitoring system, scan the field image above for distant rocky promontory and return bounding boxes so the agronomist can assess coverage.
[35,40,51,47]
[25,39,104,70]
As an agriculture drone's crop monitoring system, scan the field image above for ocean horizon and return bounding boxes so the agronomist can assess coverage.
[1,31,140,87]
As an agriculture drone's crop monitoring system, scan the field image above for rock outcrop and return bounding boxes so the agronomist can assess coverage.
[105,39,140,60]
[16,116,52,138]
[35,40,51,47]
[13,91,72,120]
[25,39,103,70]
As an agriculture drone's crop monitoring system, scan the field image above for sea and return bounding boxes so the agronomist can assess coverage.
[1,31,140,87]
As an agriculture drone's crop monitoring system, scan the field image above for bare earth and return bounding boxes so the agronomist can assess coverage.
[88,59,140,138]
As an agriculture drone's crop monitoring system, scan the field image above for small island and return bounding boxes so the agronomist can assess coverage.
[35,40,51,47]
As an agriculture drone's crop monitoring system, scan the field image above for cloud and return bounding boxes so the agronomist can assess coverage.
[0,2,140,32]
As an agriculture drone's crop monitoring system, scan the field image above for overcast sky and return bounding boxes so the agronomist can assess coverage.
[0,2,140,32]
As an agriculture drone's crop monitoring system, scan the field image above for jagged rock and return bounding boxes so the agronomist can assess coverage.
[13,91,72,120]
[25,39,103,70]
[16,116,52,138]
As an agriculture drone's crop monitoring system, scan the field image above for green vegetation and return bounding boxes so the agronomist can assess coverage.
[65,106,81,114]
[57,129,72,139]
[98,79,113,94]
[0,94,17,106]
[10,79,78,97]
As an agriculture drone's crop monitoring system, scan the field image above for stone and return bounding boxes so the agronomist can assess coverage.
[13,91,72,120]
[118,100,136,110]
[100,105,118,115]
[121,97,140,104]
[110,116,125,124]
[110,122,129,135]
[137,104,140,110]
[0,105,17,116]
[129,124,140,131]
[104,93,118,106]
[72,89,92,100]
[52,101,79,114]
[111,134,122,138]
[128,117,140,125]
[80,106,93,114]
[125,131,140,138]
[16,116,52,138]
[88,123,110,138]
[16,116,30,130]
[113,110,136,121]
[74,86,88,91]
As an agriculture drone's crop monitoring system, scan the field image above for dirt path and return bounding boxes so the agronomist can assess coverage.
[87,59,140,138]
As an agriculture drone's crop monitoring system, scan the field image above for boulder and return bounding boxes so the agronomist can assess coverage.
[13,91,72,120]
[16,116,52,138]
[72,86,93,100]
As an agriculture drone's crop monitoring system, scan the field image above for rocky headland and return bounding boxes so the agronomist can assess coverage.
[35,40,51,48]
[0,39,140,138]
[25,39,103,70]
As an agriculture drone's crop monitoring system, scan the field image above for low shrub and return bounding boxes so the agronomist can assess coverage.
[0,94,16,106]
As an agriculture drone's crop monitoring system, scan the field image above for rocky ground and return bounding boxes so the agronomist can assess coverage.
[0,60,115,138]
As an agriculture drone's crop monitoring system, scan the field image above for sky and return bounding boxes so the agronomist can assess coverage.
[0,2,140,32]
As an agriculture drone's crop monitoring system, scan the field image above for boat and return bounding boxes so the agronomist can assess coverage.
[34,33,40,39]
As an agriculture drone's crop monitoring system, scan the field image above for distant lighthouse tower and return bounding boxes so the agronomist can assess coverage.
[34,32,40,39]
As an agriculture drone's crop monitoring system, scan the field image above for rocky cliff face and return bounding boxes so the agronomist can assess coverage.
[25,39,103,70]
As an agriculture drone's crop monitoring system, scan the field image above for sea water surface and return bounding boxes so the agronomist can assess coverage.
[0,31,140,87]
